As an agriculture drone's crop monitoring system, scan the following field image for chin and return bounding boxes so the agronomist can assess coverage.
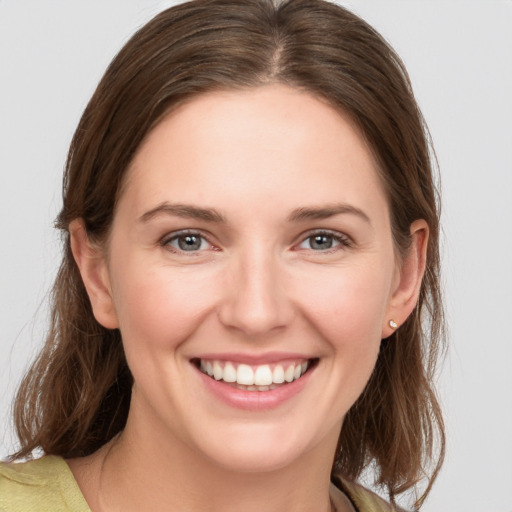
[204,444,303,474]
[188,422,326,475]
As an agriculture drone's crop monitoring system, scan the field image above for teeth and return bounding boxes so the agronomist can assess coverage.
[254,365,272,386]
[213,361,223,380]
[223,362,237,383]
[284,365,295,383]
[272,365,285,384]
[199,359,310,388]
[237,364,254,385]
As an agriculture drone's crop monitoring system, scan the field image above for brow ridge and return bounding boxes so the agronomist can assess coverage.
[139,201,370,226]
[139,202,226,223]
[288,203,371,225]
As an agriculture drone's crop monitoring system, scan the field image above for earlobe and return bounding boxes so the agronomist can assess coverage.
[69,219,119,329]
[383,219,429,338]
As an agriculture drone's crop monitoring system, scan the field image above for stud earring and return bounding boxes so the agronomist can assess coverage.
[389,320,398,329]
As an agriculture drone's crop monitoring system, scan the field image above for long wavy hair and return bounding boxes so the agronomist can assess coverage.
[12,0,445,507]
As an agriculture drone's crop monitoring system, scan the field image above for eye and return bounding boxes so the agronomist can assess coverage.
[297,231,350,251]
[162,231,211,252]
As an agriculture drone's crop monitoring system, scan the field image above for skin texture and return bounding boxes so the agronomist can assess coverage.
[68,84,428,512]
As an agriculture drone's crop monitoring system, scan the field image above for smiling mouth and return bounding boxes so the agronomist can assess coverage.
[192,358,318,391]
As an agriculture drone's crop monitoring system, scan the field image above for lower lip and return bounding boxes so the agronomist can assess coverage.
[194,363,315,411]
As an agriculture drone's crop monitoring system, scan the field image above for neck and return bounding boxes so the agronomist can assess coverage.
[95,402,342,512]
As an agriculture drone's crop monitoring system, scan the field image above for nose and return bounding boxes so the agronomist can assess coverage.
[217,246,294,337]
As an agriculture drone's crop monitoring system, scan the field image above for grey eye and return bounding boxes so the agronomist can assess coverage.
[167,233,208,252]
[297,232,345,251]
[309,234,335,250]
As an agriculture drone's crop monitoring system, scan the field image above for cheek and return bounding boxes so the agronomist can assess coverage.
[290,261,391,396]
[110,262,219,353]
[294,262,391,341]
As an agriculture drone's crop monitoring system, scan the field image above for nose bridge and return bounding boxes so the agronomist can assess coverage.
[218,241,292,336]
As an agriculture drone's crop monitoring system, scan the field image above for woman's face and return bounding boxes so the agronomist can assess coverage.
[82,84,417,472]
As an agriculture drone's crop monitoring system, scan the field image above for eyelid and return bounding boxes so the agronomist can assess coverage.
[159,229,217,253]
[294,229,353,251]
[158,228,353,254]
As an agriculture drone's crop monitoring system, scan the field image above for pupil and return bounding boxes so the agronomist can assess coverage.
[311,235,332,250]
[178,235,201,251]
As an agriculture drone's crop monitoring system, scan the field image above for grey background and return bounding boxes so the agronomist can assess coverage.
[1,1,511,511]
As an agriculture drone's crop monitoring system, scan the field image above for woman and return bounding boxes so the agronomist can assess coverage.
[0,0,445,511]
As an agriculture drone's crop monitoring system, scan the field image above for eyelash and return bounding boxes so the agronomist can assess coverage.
[160,230,214,254]
[296,230,353,253]
[160,229,353,254]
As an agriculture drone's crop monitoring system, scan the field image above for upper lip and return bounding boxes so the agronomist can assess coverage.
[192,352,315,365]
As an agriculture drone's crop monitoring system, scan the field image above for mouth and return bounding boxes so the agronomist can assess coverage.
[191,357,318,392]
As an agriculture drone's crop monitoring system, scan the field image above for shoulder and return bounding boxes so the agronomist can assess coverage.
[333,475,400,512]
[0,455,90,512]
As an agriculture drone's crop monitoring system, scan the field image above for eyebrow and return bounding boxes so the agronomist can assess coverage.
[288,203,372,225]
[138,202,227,223]
[138,201,371,226]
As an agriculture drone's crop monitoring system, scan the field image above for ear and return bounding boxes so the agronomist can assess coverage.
[69,219,119,329]
[382,219,429,338]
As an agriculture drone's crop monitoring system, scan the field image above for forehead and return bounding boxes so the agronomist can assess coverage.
[121,84,388,221]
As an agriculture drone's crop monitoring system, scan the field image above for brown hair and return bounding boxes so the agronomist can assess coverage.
[12,0,445,507]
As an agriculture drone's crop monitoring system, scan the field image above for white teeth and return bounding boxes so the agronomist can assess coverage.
[272,365,285,384]
[223,362,237,383]
[237,364,254,385]
[284,365,295,383]
[199,359,311,388]
[254,365,273,386]
[213,361,223,380]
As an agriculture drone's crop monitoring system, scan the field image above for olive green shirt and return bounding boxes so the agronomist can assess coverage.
[0,456,393,511]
